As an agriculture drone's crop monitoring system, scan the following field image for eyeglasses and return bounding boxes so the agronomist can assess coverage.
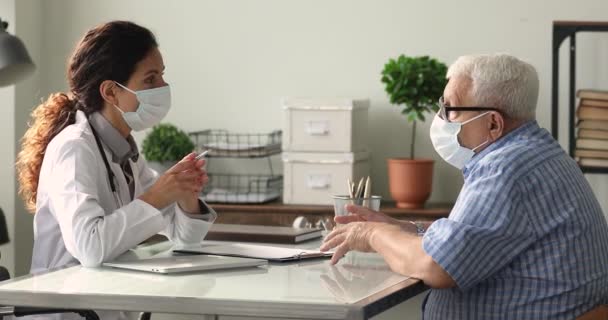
[437,96,502,123]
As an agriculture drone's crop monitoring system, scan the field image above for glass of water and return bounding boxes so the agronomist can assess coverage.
[326,195,381,231]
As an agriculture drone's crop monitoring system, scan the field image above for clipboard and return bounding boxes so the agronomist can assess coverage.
[174,243,333,262]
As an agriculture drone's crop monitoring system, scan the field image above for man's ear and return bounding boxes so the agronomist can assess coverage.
[488,112,504,141]
[99,80,119,106]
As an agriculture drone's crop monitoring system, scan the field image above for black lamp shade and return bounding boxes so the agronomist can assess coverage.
[0,207,9,245]
[0,27,35,87]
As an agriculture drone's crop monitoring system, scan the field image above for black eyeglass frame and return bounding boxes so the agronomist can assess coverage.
[438,96,502,123]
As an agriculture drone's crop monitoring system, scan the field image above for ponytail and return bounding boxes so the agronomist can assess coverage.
[16,93,77,213]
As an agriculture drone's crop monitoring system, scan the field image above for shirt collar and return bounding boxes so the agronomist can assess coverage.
[463,120,539,176]
[88,112,139,164]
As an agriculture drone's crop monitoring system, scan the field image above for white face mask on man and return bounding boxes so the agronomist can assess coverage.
[429,112,490,169]
[114,81,171,131]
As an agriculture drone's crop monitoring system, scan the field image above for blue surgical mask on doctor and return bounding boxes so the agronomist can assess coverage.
[429,111,491,169]
[113,81,171,131]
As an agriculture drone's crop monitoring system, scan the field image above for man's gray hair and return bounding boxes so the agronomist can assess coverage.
[447,54,539,120]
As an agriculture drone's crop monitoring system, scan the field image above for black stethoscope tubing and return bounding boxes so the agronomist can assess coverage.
[88,121,124,207]
[89,123,116,192]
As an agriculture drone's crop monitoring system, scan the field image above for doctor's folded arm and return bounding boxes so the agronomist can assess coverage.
[15,20,215,319]
[321,54,608,320]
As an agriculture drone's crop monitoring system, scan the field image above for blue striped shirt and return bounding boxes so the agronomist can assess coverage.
[422,121,608,319]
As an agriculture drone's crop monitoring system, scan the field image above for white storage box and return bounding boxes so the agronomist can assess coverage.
[282,151,370,205]
[282,98,369,152]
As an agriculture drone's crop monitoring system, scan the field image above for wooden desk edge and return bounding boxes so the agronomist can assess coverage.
[210,202,452,217]
[354,278,428,319]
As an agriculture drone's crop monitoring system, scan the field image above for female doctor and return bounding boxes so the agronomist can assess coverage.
[16,20,216,276]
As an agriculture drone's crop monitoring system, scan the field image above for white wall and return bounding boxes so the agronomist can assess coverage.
[14,0,42,276]
[0,0,16,277]
[8,0,608,273]
[0,0,42,277]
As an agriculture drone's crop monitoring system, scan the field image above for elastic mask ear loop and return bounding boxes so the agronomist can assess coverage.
[114,81,137,95]
[472,139,490,152]
[461,111,491,125]
[463,111,492,152]
[113,104,125,114]
[113,81,136,114]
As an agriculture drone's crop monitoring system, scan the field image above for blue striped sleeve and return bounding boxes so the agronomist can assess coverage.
[422,163,537,291]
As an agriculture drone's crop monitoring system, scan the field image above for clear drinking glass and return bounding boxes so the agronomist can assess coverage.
[326,195,381,231]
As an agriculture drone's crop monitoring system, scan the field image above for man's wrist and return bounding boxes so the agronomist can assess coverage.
[408,221,426,236]
[368,223,386,251]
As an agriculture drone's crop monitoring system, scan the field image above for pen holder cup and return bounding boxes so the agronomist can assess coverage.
[327,195,382,231]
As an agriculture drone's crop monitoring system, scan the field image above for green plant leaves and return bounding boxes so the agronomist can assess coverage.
[381,54,448,158]
[380,55,448,123]
[142,123,195,162]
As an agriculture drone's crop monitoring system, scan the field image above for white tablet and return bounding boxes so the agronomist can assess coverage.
[103,254,267,274]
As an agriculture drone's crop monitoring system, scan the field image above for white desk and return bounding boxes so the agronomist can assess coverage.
[0,241,426,319]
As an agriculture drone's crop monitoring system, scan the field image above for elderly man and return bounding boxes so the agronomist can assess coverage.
[321,54,608,319]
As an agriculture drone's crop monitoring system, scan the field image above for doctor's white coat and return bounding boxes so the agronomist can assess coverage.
[28,111,215,319]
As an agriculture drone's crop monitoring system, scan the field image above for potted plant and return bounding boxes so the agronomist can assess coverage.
[142,123,195,173]
[381,55,447,208]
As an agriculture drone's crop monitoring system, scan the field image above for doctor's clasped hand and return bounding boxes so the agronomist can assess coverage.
[140,152,209,213]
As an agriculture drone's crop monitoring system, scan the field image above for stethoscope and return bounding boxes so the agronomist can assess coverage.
[89,122,125,208]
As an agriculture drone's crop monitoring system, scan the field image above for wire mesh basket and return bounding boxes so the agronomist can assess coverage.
[189,129,282,158]
[203,174,282,203]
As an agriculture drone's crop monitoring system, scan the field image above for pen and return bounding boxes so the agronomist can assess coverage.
[347,178,354,198]
[355,177,365,199]
[362,176,371,207]
[195,150,209,161]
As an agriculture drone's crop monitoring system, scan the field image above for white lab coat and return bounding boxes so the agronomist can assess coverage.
[28,111,215,320]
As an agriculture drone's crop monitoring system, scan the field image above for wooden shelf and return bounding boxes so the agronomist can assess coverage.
[210,200,452,226]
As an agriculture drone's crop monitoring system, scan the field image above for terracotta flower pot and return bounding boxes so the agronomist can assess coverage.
[387,158,434,208]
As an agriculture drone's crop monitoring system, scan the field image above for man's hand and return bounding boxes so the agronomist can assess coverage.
[320,222,401,264]
[338,205,420,234]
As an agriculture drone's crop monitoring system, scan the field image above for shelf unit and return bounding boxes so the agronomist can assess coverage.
[551,21,608,174]
[189,129,283,203]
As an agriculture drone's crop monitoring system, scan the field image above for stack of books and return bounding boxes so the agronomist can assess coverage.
[575,89,608,168]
